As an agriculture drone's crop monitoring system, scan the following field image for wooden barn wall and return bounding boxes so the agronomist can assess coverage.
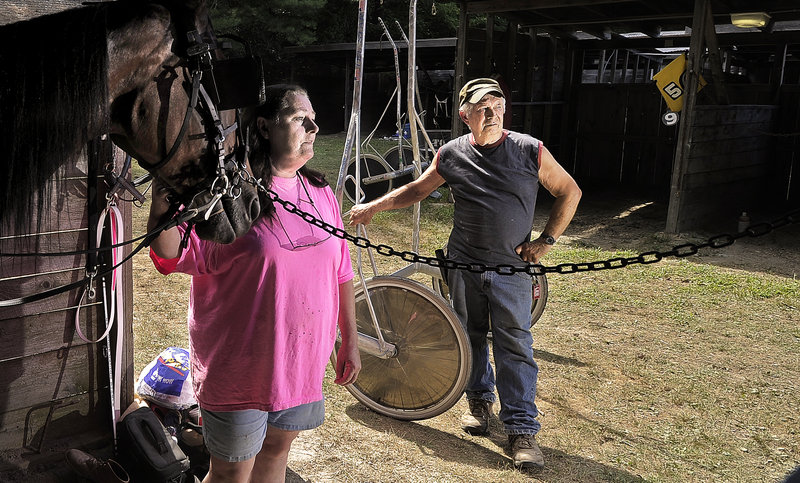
[571,83,676,197]
[462,25,570,158]
[672,105,778,232]
[0,148,134,480]
[772,86,800,208]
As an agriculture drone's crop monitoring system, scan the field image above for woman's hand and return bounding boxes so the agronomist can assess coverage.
[334,338,361,386]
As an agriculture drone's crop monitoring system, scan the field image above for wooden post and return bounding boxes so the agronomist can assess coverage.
[542,37,556,143]
[344,56,352,132]
[771,43,788,103]
[523,27,537,134]
[561,40,578,168]
[665,0,708,233]
[701,0,729,105]
[451,1,468,139]
[598,49,607,83]
[484,13,494,73]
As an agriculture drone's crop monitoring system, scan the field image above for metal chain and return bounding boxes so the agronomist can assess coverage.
[254,180,799,276]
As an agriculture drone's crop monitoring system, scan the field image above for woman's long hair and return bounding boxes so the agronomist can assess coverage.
[245,84,327,219]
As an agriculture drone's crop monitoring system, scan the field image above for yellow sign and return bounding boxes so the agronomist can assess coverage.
[652,54,706,112]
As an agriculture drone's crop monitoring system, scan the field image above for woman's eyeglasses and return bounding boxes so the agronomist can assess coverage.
[276,177,332,251]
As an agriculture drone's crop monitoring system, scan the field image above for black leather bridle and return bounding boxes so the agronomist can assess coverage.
[139,30,263,225]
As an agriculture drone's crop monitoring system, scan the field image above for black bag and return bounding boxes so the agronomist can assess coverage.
[117,407,191,483]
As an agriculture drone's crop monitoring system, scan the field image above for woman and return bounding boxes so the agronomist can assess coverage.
[147,84,361,482]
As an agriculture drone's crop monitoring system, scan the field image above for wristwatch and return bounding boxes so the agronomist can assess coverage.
[539,234,556,245]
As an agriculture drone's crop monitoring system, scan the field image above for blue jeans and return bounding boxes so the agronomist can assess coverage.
[448,266,540,435]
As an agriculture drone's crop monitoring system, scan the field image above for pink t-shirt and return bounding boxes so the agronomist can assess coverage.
[150,175,353,412]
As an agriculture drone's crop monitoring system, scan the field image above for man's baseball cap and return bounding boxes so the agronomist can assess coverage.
[458,78,504,107]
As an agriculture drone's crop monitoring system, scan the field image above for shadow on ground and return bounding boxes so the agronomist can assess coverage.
[536,188,800,279]
[338,403,646,482]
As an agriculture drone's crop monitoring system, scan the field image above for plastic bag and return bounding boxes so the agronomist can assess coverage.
[136,347,197,410]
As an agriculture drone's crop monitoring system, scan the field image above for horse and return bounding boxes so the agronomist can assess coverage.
[0,0,263,244]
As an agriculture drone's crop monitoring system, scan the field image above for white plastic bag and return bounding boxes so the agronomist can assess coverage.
[135,347,197,410]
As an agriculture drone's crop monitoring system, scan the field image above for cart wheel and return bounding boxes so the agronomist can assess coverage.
[343,154,393,204]
[381,145,416,187]
[529,273,549,324]
[337,276,471,421]
[432,273,549,325]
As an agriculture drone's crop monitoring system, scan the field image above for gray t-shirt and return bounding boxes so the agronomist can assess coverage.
[436,130,541,265]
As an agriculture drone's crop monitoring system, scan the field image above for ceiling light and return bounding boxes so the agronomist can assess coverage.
[730,12,771,28]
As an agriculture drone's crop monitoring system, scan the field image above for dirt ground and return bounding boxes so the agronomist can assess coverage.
[280,189,799,482]
[547,189,800,280]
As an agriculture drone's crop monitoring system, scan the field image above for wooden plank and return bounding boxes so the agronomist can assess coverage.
[0,268,92,321]
[690,121,774,143]
[692,105,777,127]
[683,165,769,190]
[0,230,89,280]
[688,134,771,158]
[686,149,770,175]
[675,178,761,232]
[0,305,104,359]
[0,178,89,238]
[0,344,108,414]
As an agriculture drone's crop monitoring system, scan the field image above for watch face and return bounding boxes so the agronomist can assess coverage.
[542,235,556,245]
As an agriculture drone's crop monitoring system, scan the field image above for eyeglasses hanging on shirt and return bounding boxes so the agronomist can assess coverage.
[275,176,332,251]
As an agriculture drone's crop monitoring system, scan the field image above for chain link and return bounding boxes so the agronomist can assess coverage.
[254,180,798,276]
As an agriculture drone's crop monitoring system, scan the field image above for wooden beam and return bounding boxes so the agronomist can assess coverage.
[666,0,708,233]
[574,30,800,50]
[465,0,632,14]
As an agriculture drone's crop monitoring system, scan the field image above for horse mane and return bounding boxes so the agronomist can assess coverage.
[0,6,110,232]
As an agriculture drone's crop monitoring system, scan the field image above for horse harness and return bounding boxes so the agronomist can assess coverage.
[136,29,265,228]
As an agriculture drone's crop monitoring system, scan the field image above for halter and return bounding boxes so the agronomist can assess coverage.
[138,29,263,226]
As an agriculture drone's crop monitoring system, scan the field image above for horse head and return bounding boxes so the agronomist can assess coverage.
[106,1,263,243]
[0,1,262,244]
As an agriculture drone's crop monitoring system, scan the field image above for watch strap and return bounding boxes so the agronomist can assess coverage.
[539,234,556,245]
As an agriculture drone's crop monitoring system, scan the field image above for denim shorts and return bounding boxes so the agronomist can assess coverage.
[200,399,325,462]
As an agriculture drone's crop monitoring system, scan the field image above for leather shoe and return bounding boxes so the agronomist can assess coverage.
[508,434,545,469]
[65,448,130,483]
[461,398,492,435]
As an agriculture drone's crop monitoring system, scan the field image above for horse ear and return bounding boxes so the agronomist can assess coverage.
[257,117,270,139]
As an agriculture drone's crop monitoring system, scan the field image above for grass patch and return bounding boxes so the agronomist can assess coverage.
[130,133,800,482]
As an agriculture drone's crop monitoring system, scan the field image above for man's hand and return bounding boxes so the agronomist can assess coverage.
[515,239,553,264]
[348,203,375,226]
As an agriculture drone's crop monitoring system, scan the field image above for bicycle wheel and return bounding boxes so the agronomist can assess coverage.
[431,272,549,325]
[343,154,393,204]
[381,145,416,188]
[337,276,471,420]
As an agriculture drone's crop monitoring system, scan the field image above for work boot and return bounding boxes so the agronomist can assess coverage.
[65,448,130,483]
[508,434,545,469]
[461,398,491,435]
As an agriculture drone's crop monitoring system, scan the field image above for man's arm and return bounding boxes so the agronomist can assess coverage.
[516,145,582,263]
[348,153,446,225]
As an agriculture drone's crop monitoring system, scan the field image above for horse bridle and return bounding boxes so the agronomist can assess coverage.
[137,30,261,226]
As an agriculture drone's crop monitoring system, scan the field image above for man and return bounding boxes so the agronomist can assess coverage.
[349,78,581,469]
